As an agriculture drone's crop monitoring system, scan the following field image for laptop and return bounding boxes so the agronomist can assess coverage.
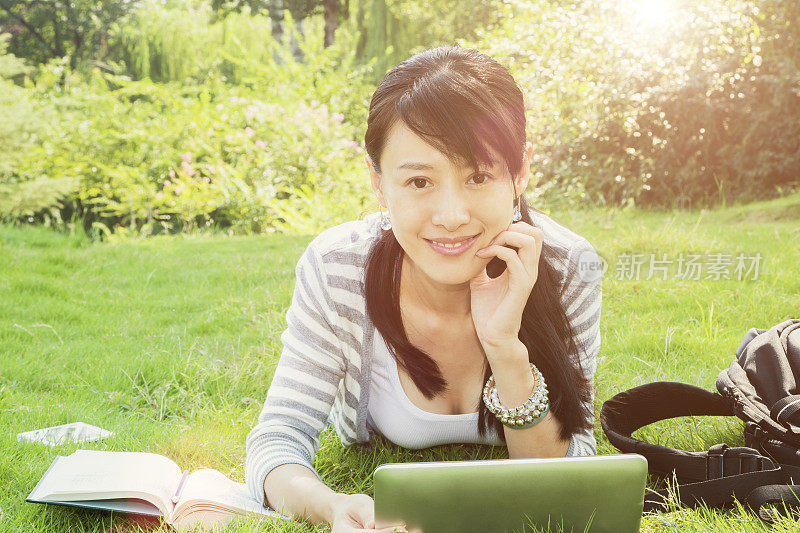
[374,454,647,533]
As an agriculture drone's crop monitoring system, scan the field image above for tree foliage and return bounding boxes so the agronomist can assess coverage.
[0,0,798,237]
[470,0,800,207]
[349,0,506,82]
[0,17,377,235]
[0,0,139,68]
[211,0,321,20]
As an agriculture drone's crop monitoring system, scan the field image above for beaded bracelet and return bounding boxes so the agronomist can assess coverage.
[482,362,550,429]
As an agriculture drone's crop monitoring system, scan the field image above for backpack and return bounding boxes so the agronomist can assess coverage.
[600,318,800,522]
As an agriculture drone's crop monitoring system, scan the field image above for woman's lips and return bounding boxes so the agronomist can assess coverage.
[426,235,480,256]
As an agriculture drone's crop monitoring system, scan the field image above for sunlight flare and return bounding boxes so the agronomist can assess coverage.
[631,0,677,27]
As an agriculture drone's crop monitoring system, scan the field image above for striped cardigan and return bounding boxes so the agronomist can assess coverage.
[245,210,603,506]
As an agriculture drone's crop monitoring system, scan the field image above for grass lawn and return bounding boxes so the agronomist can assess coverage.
[1,192,799,532]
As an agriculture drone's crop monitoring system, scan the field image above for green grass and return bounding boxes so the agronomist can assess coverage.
[1,191,799,532]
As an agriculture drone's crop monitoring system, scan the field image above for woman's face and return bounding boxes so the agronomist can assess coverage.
[367,120,532,286]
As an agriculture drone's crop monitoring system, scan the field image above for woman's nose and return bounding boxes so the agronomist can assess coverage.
[431,190,470,230]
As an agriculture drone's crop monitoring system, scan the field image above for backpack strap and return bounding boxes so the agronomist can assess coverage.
[771,395,800,428]
[747,484,800,522]
[641,449,791,512]
[600,381,800,520]
[600,382,754,481]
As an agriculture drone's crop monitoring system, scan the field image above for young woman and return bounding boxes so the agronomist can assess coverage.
[245,45,602,533]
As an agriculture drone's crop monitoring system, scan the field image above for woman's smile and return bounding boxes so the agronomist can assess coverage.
[425,234,480,256]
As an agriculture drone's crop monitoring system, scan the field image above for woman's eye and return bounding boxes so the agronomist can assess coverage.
[472,173,491,185]
[408,173,491,189]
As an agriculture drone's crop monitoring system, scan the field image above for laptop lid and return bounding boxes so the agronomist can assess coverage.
[374,453,647,533]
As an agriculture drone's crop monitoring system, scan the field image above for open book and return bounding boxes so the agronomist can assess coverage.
[26,449,288,530]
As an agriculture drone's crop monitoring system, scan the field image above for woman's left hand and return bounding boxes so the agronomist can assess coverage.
[470,221,544,355]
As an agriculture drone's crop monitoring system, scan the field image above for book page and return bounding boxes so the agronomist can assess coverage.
[172,468,282,527]
[33,449,182,518]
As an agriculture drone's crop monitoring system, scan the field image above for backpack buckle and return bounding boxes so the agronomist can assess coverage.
[706,443,775,479]
[707,443,728,478]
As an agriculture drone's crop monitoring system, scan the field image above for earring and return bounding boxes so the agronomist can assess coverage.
[512,197,522,222]
[379,206,392,231]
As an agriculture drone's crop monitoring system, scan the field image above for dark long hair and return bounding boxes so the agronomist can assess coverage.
[363,46,593,442]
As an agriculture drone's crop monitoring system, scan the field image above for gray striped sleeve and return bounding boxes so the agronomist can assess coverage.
[561,239,603,456]
[245,243,346,507]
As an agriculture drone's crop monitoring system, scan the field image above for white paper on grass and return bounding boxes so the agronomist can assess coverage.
[17,422,114,446]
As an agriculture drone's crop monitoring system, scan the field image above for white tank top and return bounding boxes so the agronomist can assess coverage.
[367,331,505,449]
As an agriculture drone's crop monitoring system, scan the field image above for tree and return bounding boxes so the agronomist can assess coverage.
[350,0,505,83]
[211,0,349,47]
[0,0,139,68]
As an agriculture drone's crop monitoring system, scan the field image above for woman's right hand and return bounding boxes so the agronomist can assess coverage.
[330,493,409,533]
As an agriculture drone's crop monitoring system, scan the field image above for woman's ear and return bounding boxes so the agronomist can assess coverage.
[366,155,386,208]
[516,142,534,194]
[365,154,380,176]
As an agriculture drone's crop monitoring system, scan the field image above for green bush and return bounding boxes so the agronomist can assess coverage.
[469,0,800,208]
[0,13,377,237]
[108,0,291,85]
[0,34,81,223]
